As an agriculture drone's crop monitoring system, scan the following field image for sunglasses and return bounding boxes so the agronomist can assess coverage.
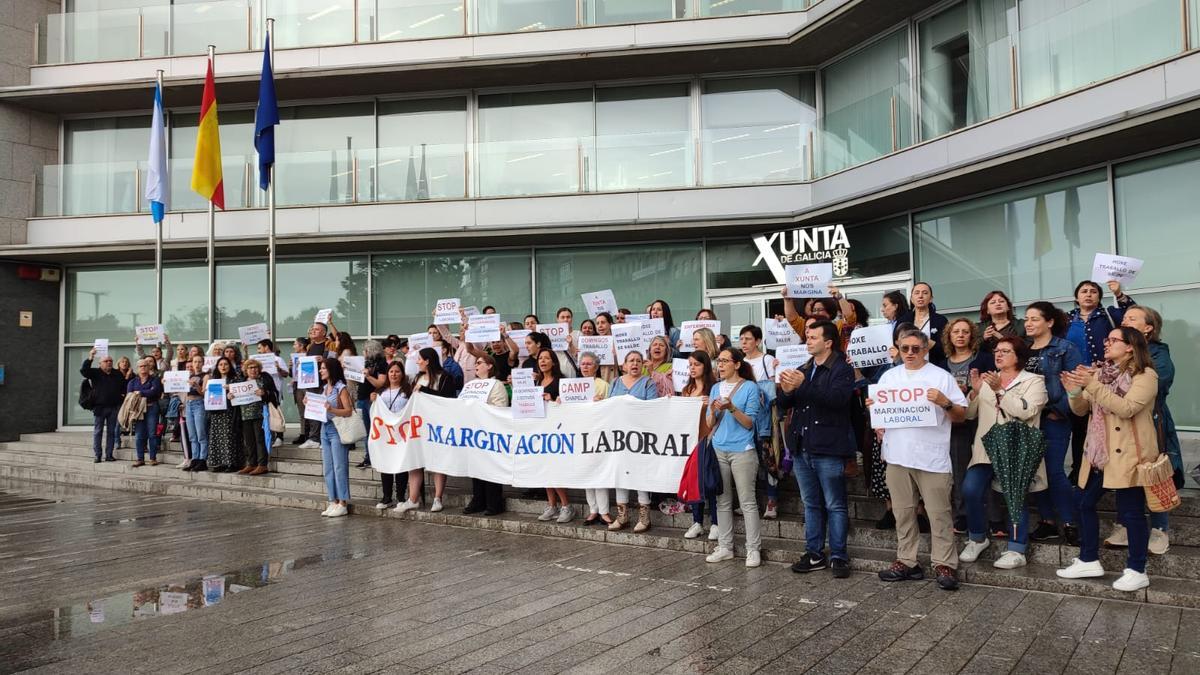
[898,345,924,354]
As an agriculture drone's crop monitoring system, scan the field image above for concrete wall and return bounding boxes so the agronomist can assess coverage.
[0,262,60,441]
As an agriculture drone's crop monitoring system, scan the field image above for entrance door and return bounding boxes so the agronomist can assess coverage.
[707,273,911,337]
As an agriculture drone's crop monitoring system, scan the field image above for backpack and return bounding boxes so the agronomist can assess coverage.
[79,378,97,411]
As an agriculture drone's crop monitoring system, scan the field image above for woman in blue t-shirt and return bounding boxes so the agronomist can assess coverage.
[704,347,763,568]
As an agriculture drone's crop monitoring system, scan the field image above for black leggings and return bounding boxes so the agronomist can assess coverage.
[242,418,268,467]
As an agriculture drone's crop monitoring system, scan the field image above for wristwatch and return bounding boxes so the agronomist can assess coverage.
[941,402,953,411]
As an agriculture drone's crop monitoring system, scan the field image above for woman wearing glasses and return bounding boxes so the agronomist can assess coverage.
[704,347,763,568]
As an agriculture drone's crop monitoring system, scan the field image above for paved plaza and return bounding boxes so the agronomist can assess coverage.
[1,478,1198,675]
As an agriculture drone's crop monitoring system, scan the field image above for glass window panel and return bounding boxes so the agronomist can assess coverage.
[377,98,468,201]
[367,0,466,41]
[64,345,141,426]
[698,0,800,17]
[156,0,251,58]
[701,74,816,185]
[588,0,686,24]
[267,0,356,48]
[162,264,209,343]
[1114,146,1200,291]
[215,261,267,339]
[52,6,141,63]
[1018,0,1182,105]
[276,258,369,340]
[66,266,153,343]
[476,0,577,33]
[273,104,377,206]
[705,240,778,289]
[1129,289,1200,429]
[63,116,149,216]
[918,0,1015,141]
[170,109,256,211]
[477,89,594,197]
[373,250,532,335]
[914,170,1109,309]
[596,83,691,191]
[820,29,913,175]
[535,243,702,322]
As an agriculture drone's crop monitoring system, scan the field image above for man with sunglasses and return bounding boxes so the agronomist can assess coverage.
[868,328,968,590]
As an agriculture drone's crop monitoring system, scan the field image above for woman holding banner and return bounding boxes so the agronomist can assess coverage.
[463,354,510,516]
[578,352,613,526]
[705,347,763,567]
[400,348,456,514]
[681,350,718,540]
[374,361,412,511]
[607,351,659,533]
[534,349,575,524]
[204,357,241,473]
[318,358,355,518]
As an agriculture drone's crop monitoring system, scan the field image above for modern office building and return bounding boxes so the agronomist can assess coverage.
[0,0,1197,437]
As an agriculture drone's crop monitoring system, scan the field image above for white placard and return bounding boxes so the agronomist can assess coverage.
[204,379,227,411]
[640,317,666,353]
[294,356,319,389]
[229,380,260,406]
[304,392,327,422]
[559,377,595,404]
[250,353,277,375]
[847,324,894,368]
[462,305,481,317]
[511,367,536,388]
[625,313,651,322]
[203,355,218,373]
[612,322,644,364]
[868,383,938,429]
[512,386,546,419]
[162,370,189,394]
[93,339,109,359]
[343,356,365,383]
[433,298,461,325]
[764,318,801,349]
[577,335,615,365]
[536,322,570,351]
[508,330,531,358]
[774,344,811,383]
[159,591,188,615]
[238,323,271,346]
[678,320,722,353]
[785,263,833,298]
[313,308,332,325]
[464,314,502,343]
[672,358,690,394]
[458,378,496,402]
[407,332,434,351]
[718,381,735,401]
[581,289,618,319]
[1091,253,1144,285]
[135,323,165,345]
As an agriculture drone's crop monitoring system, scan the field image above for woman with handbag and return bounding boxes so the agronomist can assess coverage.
[958,337,1048,570]
[397,348,456,514]
[318,358,357,518]
[234,358,279,476]
[1058,326,1162,592]
[704,347,763,568]
[679,350,718,540]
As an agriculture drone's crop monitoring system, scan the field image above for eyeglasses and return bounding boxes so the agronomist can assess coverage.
[898,345,924,354]
[1103,337,1127,345]
[993,349,1016,355]
[715,358,734,364]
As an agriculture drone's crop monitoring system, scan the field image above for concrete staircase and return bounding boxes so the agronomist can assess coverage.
[3,430,1200,608]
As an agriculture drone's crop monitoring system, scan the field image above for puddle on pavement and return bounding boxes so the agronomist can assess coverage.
[26,549,369,641]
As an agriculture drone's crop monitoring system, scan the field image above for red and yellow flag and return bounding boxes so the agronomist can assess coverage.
[190,58,224,210]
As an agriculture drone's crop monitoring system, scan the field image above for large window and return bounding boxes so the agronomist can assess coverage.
[475,0,577,33]
[66,266,153,343]
[61,117,149,216]
[596,83,692,191]
[275,258,369,340]
[273,104,377,206]
[477,89,594,197]
[1126,289,1200,428]
[267,0,356,49]
[589,0,686,24]
[702,74,815,185]
[1114,146,1200,291]
[373,250,532,335]
[914,170,1109,310]
[170,109,255,211]
[917,0,1015,141]
[162,264,209,343]
[366,0,466,42]
[215,261,267,339]
[535,243,702,323]
[377,98,469,202]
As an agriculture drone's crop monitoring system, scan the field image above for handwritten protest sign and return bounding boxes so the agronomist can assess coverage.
[581,290,617,319]
[577,335,615,365]
[1091,253,1143,285]
[785,263,833,298]
[847,324,893,368]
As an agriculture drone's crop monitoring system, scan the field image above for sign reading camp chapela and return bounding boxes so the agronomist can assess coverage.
[867,383,937,429]
[369,394,701,492]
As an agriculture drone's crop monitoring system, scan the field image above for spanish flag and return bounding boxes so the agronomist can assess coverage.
[190,58,224,210]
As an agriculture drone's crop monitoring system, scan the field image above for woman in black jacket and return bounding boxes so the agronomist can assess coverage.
[234,358,279,476]
[896,282,949,364]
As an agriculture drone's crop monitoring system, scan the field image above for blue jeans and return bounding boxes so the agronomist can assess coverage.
[1077,470,1149,572]
[133,402,159,461]
[963,464,1029,554]
[1037,416,1077,525]
[358,400,372,463]
[185,399,208,460]
[321,421,350,502]
[165,395,181,423]
[1150,511,1169,531]
[792,452,849,561]
[92,406,118,458]
[690,496,718,526]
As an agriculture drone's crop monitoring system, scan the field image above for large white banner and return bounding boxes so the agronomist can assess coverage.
[368,394,702,492]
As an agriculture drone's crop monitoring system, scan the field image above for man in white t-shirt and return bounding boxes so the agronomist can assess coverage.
[869,328,968,591]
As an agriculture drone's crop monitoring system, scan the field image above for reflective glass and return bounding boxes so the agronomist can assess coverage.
[702,74,815,184]
[475,0,577,33]
[1128,289,1200,428]
[587,0,685,24]
[914,170,1109,309]
[48,7,140,63]
[62,117,150,216]
[477,89,594,197]
[170,110,255,211]
[215,261,267,339]
[535,243,702,322]
[1114,146,1200,291]
[366,0,466,41]
[596,83,691,191]
[158,0,251,57]
[698,0,801,17]
[373,250,532,335]
[163,264,209,343]
[276,258,369,340]
[66,266,153,343]
[273,104,376,206]
[377,98,468,201]
[267,0,355,48]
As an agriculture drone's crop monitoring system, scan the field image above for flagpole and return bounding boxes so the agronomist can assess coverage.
[266,18,276,340]
[155,68,164,325]
[207,44,216,342]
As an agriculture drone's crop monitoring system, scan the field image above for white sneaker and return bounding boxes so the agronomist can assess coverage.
[706,547,734,563]
[1056,557,1105,579]
[734,507,743,516]
[1112,568,1150,592]
[538,506,559,522]
[175,459,190,469]
[993,551,1027,569]
[395,499,420,513]
[763,503,778,520]
[745,550,761,568]
[273,437,282,448]
[959,539,990,563]
[320,502,336,517]
[326,503,348,518]
[708,525,719,541]
[430,498,443,513]
[375,501,394,510]
[1149,528,1170,555]
[556,504,575,523]
[1104,524,1129,547]
[298,440,320,449]
[684,523,704,539]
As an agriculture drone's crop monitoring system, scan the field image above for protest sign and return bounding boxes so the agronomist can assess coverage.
[250,353,278,375]
[577,335,615,364]
[536,322,570,351]
[672,358,690,393]
[464,314,502,343]
[581,289,617,318]
[433,298,461,325]
[135,324,164,345]
[202,575,225,607]
[313,308,332,325]
[204,379,227,411]
[229,380,260,406]
[640,317,666,353]
[294,356,319,389]
[785,263,833,298]
[343,356,365,383]
[868,383,938,429]
[304,393,327,421]
[1091,253,1144,285]
[458,379,496,402]
[774,344,811,383]
[847,324,894,368]
[159,592,188,615]
[511,367,536,388]
[764,318,800,348]
[678,320,721,353]
[718,381,735,401]
[93,339,109,359]
[162,370,189,394]
[559,378,595,404]
[507,329,531,358]
[203,355,218,373]
[612,322,644,363]
[625,313,651,322]
[462,305,481,317]
[407,331,434,351]
[238,323,271,346]
[512,386,546,419]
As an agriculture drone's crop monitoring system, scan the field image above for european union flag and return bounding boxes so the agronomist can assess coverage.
[254,34,279,191]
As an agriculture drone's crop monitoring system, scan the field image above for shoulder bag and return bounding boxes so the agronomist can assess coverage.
[329,384,367,444]
[1133,416,1180,512]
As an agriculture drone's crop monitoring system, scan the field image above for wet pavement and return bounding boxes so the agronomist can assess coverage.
[1,479,1198,674]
